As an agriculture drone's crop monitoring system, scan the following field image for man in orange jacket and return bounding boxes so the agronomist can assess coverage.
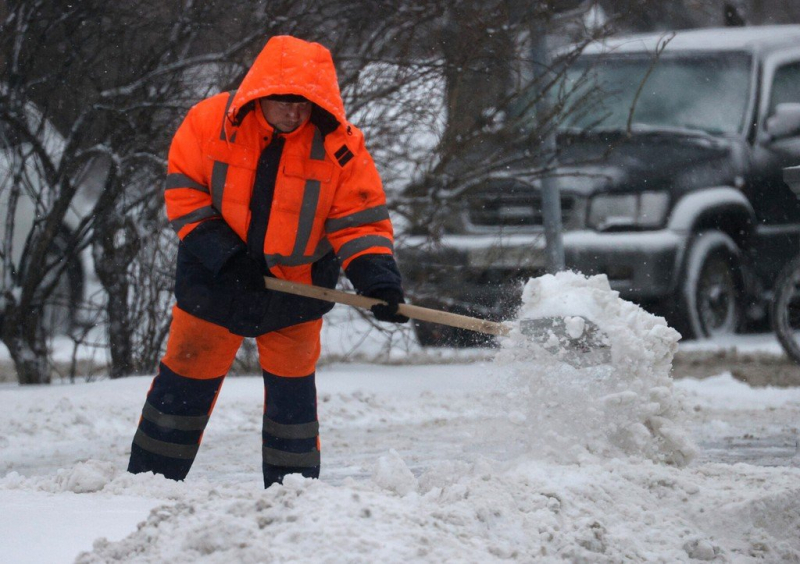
[127,35,408,488]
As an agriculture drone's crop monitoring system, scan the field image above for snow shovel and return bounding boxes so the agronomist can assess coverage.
[263,277,611,369]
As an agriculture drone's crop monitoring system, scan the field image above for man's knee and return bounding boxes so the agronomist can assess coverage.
[162,305,242,379]
[256,319,322,376]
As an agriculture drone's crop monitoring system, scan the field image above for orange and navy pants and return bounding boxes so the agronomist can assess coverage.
[128,305,323,488]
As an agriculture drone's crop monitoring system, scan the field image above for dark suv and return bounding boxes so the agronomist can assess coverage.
[398,25,800,343]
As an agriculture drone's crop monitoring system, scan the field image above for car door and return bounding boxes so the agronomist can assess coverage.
[747,52,800,286]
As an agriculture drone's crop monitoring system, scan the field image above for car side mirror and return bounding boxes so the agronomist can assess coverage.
[766,103,800,140]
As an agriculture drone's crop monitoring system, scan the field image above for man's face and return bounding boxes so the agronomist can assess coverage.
[260,99,312,133]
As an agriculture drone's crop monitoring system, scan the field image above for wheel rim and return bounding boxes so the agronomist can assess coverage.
[696,254,737,335]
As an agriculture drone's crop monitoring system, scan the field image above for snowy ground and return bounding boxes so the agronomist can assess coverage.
[1,273,799,563]
[1,365,799,563]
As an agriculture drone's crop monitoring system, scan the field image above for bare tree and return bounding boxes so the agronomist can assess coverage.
[0,1,101,384]
[0,0,281,383]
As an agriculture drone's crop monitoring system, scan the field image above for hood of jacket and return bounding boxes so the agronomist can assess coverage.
[227,36,347,129]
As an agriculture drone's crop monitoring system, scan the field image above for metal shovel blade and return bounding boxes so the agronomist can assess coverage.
[519,316,612,369]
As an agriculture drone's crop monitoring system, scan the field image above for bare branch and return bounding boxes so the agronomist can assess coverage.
[626,32,675,134]
[97,31,266,100]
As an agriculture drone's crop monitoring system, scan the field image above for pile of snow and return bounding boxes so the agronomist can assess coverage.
[13,454,793,563]
[493,272,695,465]
[0,397,798,564]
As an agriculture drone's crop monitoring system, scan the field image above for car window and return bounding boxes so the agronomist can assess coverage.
[768,61,800,115]
[558,52,752,135]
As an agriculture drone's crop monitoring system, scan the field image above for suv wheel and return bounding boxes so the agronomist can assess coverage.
[676,230,741,339]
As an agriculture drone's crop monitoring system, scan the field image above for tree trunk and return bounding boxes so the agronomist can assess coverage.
[105,278,133,379]
[439,1,515,150]
[93,212,140,379]
[1,305,50,385]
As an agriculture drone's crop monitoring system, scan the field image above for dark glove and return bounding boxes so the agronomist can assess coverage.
[218,251,265,293]
[365,287,409,324]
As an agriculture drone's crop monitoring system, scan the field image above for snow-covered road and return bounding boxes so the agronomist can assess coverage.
[1,364,798,563]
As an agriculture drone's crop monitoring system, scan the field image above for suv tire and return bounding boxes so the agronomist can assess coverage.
[675,229,742,339]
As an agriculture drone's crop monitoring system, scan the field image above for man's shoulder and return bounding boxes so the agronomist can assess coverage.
[189,91,234,118]
[322,122,368,167]
[181,91,235,139]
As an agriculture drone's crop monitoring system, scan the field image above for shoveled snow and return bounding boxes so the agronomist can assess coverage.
[495,272,693,466]
[0,271,798,563]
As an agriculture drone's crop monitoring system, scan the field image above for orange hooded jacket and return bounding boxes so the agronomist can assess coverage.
[164,36,395,287]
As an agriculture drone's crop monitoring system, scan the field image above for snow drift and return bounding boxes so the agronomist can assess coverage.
[493,271,695,466]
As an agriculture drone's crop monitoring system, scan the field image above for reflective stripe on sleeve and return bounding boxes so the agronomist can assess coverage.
[262,446,321,468]
[165,173,209,193]
[325,205,390,233]
[262,416,319,440]
[336,235,394,263]
[142,401,209,431]
[133,428,200,460]
[169,205,221,233]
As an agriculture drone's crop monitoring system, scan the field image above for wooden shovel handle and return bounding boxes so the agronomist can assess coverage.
[263,276,510,337]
